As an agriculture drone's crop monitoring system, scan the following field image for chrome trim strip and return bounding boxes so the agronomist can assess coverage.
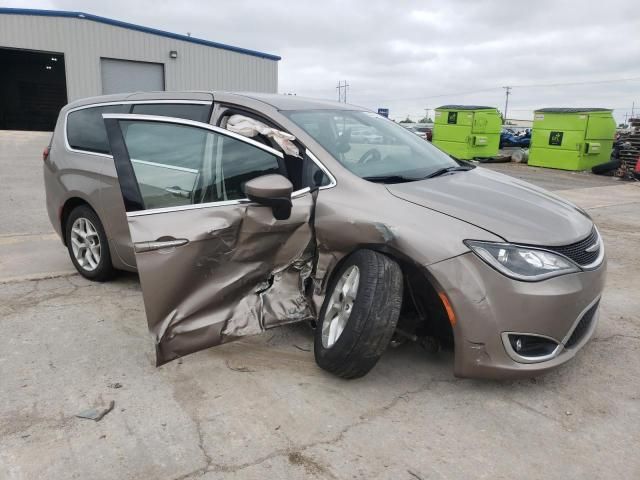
[578,227,605,270]
[126,187,316,217]
[500,332,562,364]
[69,100,212,109]
[501,295,601,364]
[560,295,601,346]
[131,158,199,174]
[63,100,212,157]
[126,199,250,217]
[101,113,284,158]
[305,149,337,190]
[291,186,311,198]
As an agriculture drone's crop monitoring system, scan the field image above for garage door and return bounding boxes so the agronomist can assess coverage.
[101,58,165,95]
[0,47,68,131]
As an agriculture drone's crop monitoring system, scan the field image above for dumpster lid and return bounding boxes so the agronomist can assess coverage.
[535,108,612,113]
[436,105,495,110]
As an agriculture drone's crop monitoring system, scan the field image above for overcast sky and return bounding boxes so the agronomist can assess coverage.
[9,0,640,122]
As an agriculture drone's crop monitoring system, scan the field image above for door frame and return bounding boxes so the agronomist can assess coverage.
[101,113,319,365]
[102,113,288,216]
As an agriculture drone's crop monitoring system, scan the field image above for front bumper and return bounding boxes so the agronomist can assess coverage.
[427,252,607,379]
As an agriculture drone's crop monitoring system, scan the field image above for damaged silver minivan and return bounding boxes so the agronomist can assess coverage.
[44,92,606,379]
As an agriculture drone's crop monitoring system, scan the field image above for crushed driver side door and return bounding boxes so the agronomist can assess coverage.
[103,113,316,365]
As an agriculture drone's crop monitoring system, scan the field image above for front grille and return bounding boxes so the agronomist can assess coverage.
[545,228,600,266]
[565,301,599,349]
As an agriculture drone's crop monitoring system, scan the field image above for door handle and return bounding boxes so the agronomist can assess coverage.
[134,238,189,253]
[165,187,191,199]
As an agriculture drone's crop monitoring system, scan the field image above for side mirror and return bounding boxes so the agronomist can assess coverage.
[244,174,293,220]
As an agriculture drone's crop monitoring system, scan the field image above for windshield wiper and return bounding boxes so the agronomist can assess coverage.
[424,166,473,179]
[362,175,421,184]
[364,166,473,184]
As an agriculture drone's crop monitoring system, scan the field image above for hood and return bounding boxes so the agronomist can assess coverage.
[386,167,593,246]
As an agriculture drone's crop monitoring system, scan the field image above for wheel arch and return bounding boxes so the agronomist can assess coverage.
[60,196,99,247]
[322,245,455,344]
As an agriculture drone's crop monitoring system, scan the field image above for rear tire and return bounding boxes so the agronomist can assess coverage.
[65,206,114,282]
[314,250,403,379]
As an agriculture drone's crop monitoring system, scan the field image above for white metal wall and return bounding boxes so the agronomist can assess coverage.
[0,14,279,101]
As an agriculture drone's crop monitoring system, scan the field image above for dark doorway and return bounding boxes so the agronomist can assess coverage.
[0,47,68,131]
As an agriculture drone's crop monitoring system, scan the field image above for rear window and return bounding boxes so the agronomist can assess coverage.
[66,102,212,154]
[66,105,129,154]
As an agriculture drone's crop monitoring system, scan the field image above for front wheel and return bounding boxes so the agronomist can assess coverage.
[314,250,403,379]
[65,206,114,282]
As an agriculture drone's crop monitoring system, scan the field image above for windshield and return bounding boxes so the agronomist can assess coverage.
[284,110,459,181]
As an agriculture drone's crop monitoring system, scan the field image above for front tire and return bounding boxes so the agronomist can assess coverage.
[314,250,403,379]
[65,206,114,282]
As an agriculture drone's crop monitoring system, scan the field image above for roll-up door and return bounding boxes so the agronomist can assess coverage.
[101,58,165,95]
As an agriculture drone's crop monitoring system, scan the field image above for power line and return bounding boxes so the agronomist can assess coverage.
[369,87,500,103]
[510,76,640,88]
[355,75,640,104]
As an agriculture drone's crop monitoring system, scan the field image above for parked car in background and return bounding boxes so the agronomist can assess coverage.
[44,92,606,380]
[351,125,384,144]
[407,123,433,141]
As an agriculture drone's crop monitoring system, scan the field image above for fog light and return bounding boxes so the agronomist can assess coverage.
[507,334,558,358]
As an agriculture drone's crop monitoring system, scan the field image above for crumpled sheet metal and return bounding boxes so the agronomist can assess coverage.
[306,185,492,315]
[311,218,399,315]
[128,195,315,366]
[226,114,301,158]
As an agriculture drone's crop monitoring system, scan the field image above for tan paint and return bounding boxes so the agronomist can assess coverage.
[45,91,607,378]
[127,194,315,365]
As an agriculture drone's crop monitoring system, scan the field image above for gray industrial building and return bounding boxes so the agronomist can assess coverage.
[0,8,280,130]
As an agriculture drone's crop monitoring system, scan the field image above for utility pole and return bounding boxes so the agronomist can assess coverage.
[336,80,350,103]
[503,86,512,124]
[424,108,430,122]
[632,101,636,119]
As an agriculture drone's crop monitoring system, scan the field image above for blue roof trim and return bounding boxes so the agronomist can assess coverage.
[0,7,281,61]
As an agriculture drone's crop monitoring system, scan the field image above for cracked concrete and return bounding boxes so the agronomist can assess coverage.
[1,133,639,479]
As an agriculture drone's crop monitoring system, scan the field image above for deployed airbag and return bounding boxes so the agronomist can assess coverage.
[226,114,300,157]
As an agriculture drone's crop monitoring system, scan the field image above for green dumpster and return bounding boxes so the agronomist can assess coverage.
[432,105,501,159]
[528,108,616,171]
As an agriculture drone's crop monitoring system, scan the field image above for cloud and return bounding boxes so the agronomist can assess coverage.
[11,0,640,121]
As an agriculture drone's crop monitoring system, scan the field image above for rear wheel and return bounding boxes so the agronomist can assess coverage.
[65,206,114,282]
[314,250,403,379]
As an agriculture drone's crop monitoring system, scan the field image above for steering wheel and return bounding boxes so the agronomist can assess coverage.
[358,148,382,164]
[335,128,352,154]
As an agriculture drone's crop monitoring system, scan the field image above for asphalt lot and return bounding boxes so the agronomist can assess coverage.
[1,130,639,480]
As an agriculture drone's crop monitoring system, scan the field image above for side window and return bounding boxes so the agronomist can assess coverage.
[218,111,330,191]
[216,135,281,200]
[304,157,331,188]
[67,104,129,153]
[123,122,207,209]
[131,103,210,122]
[118,120,281,210]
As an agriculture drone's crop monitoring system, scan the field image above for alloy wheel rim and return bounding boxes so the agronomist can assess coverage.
[321,265,360,348]
[70,217,101,272]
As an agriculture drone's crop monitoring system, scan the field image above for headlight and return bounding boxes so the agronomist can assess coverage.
[465,241,580,281]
